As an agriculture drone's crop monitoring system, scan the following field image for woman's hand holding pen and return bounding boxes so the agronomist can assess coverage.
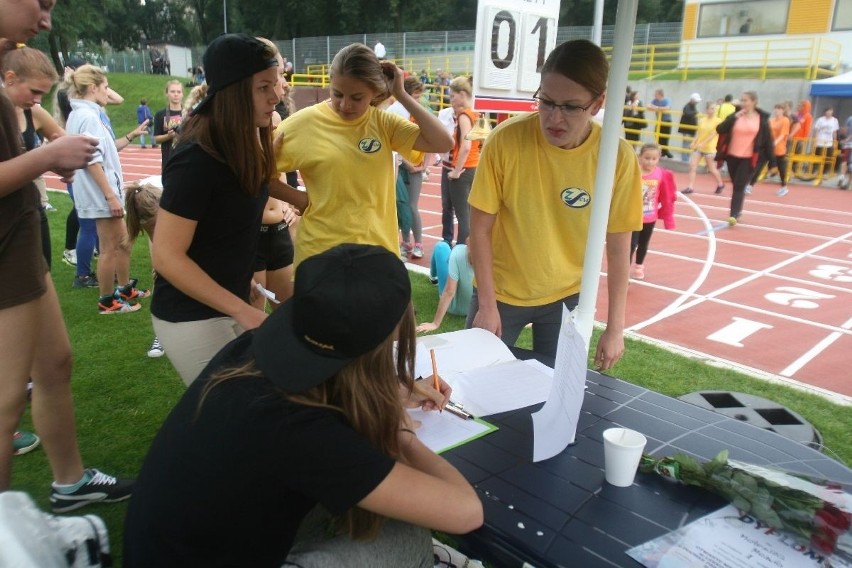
[405,376,452,412]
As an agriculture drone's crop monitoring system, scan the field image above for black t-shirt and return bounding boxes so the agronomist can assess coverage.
[123,333,395,567]
[153,107,184,168]
[150,142,268,322]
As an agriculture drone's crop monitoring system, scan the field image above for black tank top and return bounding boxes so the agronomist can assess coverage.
[21,108,39,152]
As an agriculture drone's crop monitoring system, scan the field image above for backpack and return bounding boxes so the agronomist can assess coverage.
[0,491,112,567]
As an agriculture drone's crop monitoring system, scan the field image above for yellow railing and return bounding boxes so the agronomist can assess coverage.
[295,38,839,87]
[624,107,842,186]
[617,38,841,81]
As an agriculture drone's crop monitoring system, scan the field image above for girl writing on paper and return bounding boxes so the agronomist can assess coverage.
[124,244,477,567]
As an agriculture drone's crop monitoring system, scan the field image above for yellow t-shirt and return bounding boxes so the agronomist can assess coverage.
[275,103,420,267]
[717,102,736,121]
[694,115,722,154]
[468,113,643,306]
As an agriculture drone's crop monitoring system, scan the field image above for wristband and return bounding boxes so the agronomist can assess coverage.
[125,134,132,142]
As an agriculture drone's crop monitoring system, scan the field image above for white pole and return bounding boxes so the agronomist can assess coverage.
[574,0,639,351]
[592,0,604,45]
[223,0,228,33]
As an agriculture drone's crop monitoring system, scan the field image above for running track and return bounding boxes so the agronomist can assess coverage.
[44,148,852,403]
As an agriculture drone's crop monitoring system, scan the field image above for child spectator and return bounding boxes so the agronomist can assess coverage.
[630,144,676,281]
[124,181,166,357]
[136,98,155,148]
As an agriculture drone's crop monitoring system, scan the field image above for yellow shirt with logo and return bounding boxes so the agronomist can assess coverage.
[274,103,420,267]
[469,113,642,306]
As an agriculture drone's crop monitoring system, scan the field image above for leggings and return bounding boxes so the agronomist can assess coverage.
[404,170,423,244]
[67,183,99,278]
[725,156,756,219]
[440,167,454,244]
[429,240,452,294]
[64,183,78,250]
[749,155,787,186]
[448,167,475,245]
[630,221,656,265]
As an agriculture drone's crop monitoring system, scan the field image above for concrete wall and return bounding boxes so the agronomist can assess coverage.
[627,79,812,114]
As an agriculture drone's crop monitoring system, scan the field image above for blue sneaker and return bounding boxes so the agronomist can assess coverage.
[13,430,40,455]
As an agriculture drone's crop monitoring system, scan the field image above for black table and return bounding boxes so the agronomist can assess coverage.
[444,370,852,568]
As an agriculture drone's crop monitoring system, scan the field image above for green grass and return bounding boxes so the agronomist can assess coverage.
[12,196,851,564]
[44,73,188,137]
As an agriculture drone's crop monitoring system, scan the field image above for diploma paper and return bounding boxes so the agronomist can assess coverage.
[627,504,851,568]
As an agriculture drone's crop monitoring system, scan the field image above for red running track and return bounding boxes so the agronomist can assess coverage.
[45,148,852,401]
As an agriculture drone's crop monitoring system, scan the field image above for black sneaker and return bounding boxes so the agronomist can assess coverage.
[50,468,134,513]
[72,274,99,288]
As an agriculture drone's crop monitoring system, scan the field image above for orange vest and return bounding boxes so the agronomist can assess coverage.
[451,108,481,169]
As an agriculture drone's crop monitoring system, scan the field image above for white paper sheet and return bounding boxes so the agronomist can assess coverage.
[407,408,497,454]
[449,359,554,417]
[627,504,852,568]
[414,328,516,380]
[531,306,587,462]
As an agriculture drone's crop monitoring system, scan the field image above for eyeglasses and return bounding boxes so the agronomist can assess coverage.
[533,88,599,117]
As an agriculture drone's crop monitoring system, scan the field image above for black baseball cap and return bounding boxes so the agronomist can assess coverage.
[252,244,411,392]
[192,33,277,115]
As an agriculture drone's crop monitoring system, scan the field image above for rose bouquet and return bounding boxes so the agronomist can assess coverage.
[640,450,852,562]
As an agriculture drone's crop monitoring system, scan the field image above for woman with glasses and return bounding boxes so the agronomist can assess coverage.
[467,39,642,365]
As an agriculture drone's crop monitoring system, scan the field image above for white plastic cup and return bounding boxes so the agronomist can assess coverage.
[603,428,647,487]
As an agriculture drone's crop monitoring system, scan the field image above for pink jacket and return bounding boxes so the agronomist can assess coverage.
[641,166,676,229]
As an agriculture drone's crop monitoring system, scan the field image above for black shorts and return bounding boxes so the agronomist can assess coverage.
[253,222,293,272]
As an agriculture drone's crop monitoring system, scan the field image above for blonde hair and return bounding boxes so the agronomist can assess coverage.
[449,76,472,98]
[124,182,162,242]
[164,79,182,94]
[65,64,107,99]
[1,47,58,83]
[183,83,207,114]
[330,43,390,106]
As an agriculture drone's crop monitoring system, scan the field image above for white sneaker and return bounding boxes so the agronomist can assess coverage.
[147,337,165,358]
[744,184,753,194]
[776,187,789,197]
[62,249,77,266]
[44,203,57,212]
[411,244,424,259]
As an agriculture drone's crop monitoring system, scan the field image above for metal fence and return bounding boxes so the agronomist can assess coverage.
[98,22,684,76]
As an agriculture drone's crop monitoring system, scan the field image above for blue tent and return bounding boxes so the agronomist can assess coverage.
[809,71,852,97]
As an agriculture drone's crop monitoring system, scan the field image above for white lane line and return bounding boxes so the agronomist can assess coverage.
[628,193,716,332]
[780,316,852,377]
[629,229,852,332]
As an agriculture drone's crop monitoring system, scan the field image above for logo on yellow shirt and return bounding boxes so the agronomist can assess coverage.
[560,188,591,208]
[358,138,382,153]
